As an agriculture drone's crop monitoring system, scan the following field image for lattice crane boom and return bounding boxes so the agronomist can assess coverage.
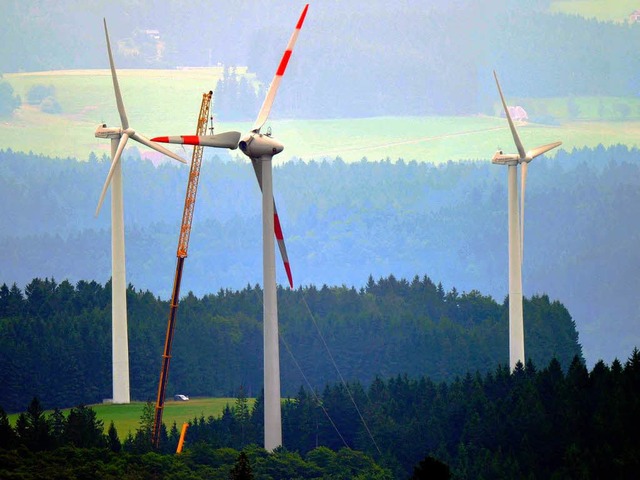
[177,92,211,258]
[152,92,212,448]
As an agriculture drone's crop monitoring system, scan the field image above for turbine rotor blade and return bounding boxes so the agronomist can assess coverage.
[494,71,525,159]
[520,142,561,263]
[251,159,294,288]
[526,141,562,160]
[95,133,129,216]
[252,4,309,133]
[104,19,129,130]
[130,131,186,164]
[151,131,241,149]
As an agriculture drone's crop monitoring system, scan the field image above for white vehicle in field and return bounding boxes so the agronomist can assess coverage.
[174,394,189,401]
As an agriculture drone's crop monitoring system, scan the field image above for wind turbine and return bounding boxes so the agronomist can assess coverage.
[491,70,561,370]
[94,19,187,404]
[153,4,308,450]
[238,5,308,450]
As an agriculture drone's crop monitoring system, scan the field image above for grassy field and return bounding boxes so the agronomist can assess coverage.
[2,69,640,163]
[8,397,253,439]
[550,0,638,22]
[1,68,244,161]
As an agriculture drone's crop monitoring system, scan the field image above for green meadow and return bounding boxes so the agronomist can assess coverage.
[550,0,639,22]
[2,69,640,163]
[9,397,253,439]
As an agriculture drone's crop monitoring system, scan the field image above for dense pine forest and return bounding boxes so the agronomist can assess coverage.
[2,350,639,478]
[0,275,581,413]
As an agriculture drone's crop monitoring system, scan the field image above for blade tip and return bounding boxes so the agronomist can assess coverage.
[298,4,310,28]
[285,263,293,289]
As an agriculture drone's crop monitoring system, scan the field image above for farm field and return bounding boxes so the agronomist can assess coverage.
[550,0,638,22]
[9,397,253,439]
[2,69,640,163]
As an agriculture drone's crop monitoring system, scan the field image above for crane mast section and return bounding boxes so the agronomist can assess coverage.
[177,91,211,258]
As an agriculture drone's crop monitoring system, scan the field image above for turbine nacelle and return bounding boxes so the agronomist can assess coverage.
[492,150,520,165]
[239,132,284,160]
[95,124,123,139]
[95,124,138,139]
[493,143,562,166]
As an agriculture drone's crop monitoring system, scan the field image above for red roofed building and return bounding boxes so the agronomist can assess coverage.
[507,105,528,122]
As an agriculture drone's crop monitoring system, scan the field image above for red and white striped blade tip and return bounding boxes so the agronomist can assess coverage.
[274,211,293,289]
[284,262,293,289]
[252,3,309,133]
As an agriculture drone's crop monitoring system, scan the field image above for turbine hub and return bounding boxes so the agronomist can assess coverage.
[239,132,284,160]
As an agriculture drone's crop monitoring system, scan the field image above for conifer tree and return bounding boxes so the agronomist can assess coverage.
[0,407,16,449]
[19,397,52,451]
[107,421,121,452]
[230,451,254,480]
[65,404,105,448]
[235,385,250,447]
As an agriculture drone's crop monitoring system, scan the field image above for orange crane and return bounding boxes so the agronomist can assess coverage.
[152,91,212,448]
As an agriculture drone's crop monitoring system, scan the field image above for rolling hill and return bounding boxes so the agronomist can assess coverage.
[2,69,640,163]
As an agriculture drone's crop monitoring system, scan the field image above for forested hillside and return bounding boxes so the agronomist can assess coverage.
[0,145,638,364]
[3,350,639,478]
[0,275,581,413]
[215,351,640,478]
[1,0,639,118]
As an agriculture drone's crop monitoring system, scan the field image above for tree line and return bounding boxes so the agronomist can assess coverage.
[0,274,582,413]
[185,351,640,478]
[0,74,20,117]
[2,349,639,478]
[212,66,264,121]
[0,397,391,479]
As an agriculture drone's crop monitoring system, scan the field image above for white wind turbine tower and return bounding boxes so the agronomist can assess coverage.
[491,71,561,370]
[94,19,187,404]
[152,4,308,451]
[238,3,308,451]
